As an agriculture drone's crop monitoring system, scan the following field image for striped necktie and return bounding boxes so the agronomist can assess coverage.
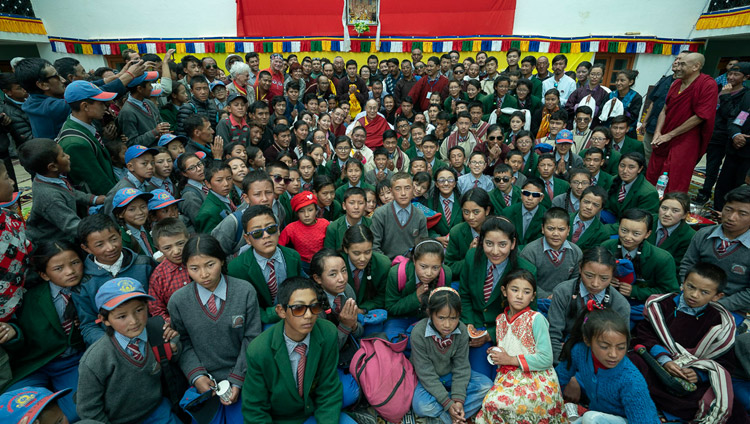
[571,221,585,243]
[503,193,511,207]
[333,296,342,314]
[60,291,75,335]
[443,199,452,224]
[127,340,143,361]
[483,264,495,302]
[267,259,278,300]
[206,294,218,315]
[618,183,626,202]
[716,239,739,255]
[548,250,562,265]
[546,180,554,199]
[353,269,362,293]
[140,232,153,256]
[294,344,307,397]
[657,228,669,247]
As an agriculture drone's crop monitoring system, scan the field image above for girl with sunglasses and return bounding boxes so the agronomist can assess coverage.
[169,234,261,422]
[227,205,303,327]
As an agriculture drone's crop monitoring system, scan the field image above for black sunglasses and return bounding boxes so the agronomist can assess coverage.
[487,135,502,141]
[204,65,218,69]
[272,174,293,185]
[494,176,511,183]
[245,224,279,240]
[284,302,324,317]
[522,190,543,198]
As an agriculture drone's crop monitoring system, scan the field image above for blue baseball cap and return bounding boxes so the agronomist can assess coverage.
[555,129,574,144]
[209,80,226,91]
[95,277,155,311]
[112,187,153,209]
[148,189,182,210]
[0,387,71,422]
[158,134,187,147]
[64,80,117,103]
[127,70,159,88]
[125,145,158,164]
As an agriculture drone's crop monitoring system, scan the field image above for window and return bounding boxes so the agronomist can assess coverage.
[593,53,635,91]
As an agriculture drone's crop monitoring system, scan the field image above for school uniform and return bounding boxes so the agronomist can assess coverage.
[26,175,96,243]
[226,246,302,325]
[58,117,117,195]
[457,173,493,194]
[117,98,161,147]
[613,136,645,157]
[325,157,347,185]
[567,212,614,251]
[647,220,695,274]
[601,239,679,302]
[540,176,570,209]
[606,173,660,219]
[520,237,582,299]
[334,181,375,204]
[521,151,539,177]
[504,203,547,247]
[590,170,614,192]
[342,251,390,312]
[551,192,581,215]
[195,191,235,234]
[554,150,584,176]
[512,170,528,189]
[242,319,346,424]
[103,172,157,218]
[371,201,428,260]
[178,181,207,227]
[77,330,180,424]
[320,285,364,349]
[4,282,85,420]
[459,248,536,377]
[323,216,372,250]
[428,191,463,233]
[680,225,750,313]
[121,224,156,258]
[444,222,478,278]
[579,148,621,176]
[489,186,521,215]
[364,167,393,186]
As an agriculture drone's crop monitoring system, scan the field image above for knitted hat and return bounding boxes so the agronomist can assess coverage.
[615,258,636,285]
[291,191,317,212]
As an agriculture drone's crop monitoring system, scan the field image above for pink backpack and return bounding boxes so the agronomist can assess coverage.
[350,337,417,423]
[391,255,446,291]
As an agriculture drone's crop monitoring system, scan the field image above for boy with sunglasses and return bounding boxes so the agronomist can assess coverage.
[243,277,354,423]
[267,161,293,229]
[489,163,521,213]
[228,205,302,327]
[504,177,548,247]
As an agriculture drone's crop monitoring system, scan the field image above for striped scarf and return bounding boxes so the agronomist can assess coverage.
[644,293,736,424]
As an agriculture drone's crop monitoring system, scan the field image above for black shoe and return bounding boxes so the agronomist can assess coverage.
[694,193,709,204]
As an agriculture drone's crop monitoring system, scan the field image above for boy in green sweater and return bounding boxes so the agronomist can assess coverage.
[242,277,354,424]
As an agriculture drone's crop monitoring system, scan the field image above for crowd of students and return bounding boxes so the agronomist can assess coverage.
[0,46,749,424]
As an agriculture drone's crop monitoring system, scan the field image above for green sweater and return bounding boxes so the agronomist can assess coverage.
[194,191,232,234]
[504,202,547,247]
[444,222,476,278]
[606,174,660,219]
[385,261,453,318]
[601,239,679,302]
[324,216,372,250]
[459,248,536,342]
[242,320,342,424]
[489,186,521,215]
[342,250,390,311]
[58,117,117,195]
[646,220,695,274]
[567,213,614,251]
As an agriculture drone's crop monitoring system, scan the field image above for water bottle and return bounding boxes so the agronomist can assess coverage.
[656,172,668,199]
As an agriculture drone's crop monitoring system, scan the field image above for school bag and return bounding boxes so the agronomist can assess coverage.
[391,255,445,292]
[350,336,417,423]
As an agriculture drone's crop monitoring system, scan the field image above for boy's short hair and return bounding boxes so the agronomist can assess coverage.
[410,121,426,132]
[152,217,189,242]
[581,185,608,208]
[241,204,276,231]
[421,136,438,147]
[576,106,593,117]
[271,95,287,108]
[273,124,291,136]
[266,161,289,175]
[286,81,301,92]
[448,145,466,156]
[242,170,273,193]
[373,147,388,158]
[456,111,471,121]
[189,76,208,89]
[391,171,412,184]
[521,55,537,67]
[686,262,728,294]
[543,207,570,226]
[725,185,750,205]
[549,109,568,123]
[78,214,119,245]
[382,129,398,141]
[537,152,555,164]
[611,115,630,126]
[584,147,605,158]
[18,138,58,175]
[411,157,427,167]
[468,101,483,111]
[523,176,545,193]
[493,163,512,175]
[343,186,366,202]
[277,276,320,307]
[204,162,231,182]
[620,208,653,231]
[506,149,523,160]
[184,114,208,137]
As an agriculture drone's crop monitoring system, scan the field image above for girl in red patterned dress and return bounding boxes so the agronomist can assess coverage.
[476,269,568,423]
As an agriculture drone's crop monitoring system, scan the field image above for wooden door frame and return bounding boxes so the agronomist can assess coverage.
[593,53,636,91]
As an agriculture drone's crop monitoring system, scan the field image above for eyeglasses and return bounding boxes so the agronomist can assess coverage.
[494,176,511,183]
[185,162,205,173]
[245,224,279,239]
[437,178,455,184]
[335,146,350,152]
[571,180,590,187]
[469,160,486,166]
[487,136,502,141]
[204,65,218,69]
[283,302,324,317]
[589,137,606,142]
[41,73,62,82]
[415,66,425,70]
[522,190,543,198]
[575,117,591,122]
[272,174,292,185]
[454,69,465,74]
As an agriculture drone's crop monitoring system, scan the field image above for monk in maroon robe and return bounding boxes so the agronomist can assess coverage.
[647,53,718,193]
[353,99,392,149]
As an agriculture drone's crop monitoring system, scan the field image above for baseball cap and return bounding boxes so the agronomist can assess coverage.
[127,70,159,88]
[209,80,226,91]
[158,134,187,147]
[291,191,318,212]
[0,387,72,423]
[555,129,574,144]
[64,80,117,103]
[95,277,155,311]
[0,191,21,208]
[730,62,750,77]
[112,187,153,209]
[125,145,158,164]
[148,189,182,210]
[270,53,283,60]
[226,93,248,105]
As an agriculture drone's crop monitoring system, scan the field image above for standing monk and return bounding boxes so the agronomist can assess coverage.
[647,53,718,193]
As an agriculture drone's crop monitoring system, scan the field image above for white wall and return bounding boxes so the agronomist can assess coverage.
[31,0,237,39]
[514,0,706,39]
[36,43,106,70]
[631,54,676,94]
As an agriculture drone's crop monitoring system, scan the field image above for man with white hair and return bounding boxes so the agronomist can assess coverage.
[226,61,255,103]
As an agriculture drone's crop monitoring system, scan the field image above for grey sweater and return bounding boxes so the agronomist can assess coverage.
[318,284,364,349]
[211,202,248,256]
[26,177,94,243]
[409,319,471,409]
[547,278,630,363]
[168,276,261,386]
[117,99,161,147]
[680,225,750,313]
[520,237,582,299]
[76,334,172,424]
[371,201,428,260]
[178,184,206,228]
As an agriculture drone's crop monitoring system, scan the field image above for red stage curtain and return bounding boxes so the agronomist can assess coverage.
[236,0,516,38]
